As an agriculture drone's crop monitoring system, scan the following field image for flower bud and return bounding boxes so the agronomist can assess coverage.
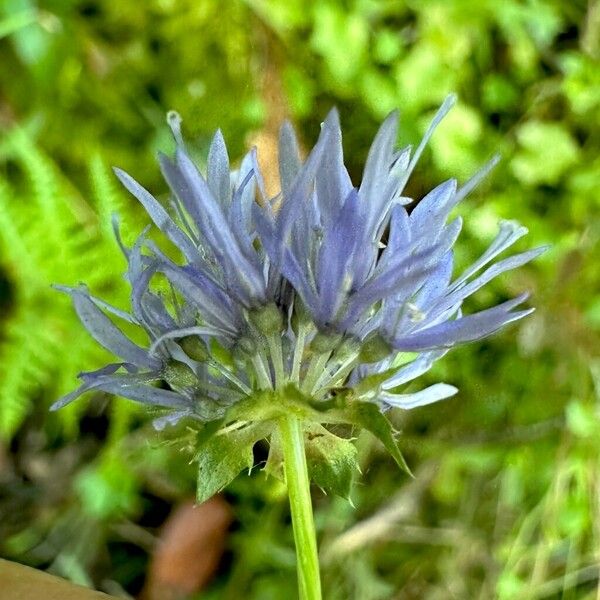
[234,336,258,357]
[359,334,393,364]
[179,336,209,362]
[311,330,343,354]
[248,303,284,336]
[163,361,198,390]
[335,335,361,361]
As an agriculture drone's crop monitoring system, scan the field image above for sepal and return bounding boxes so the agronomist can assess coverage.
[304,424,358,499]
[196,420,268,503]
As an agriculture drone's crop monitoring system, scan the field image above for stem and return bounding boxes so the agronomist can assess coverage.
[267,333,286,388]
[301,352,331,395]
[209,359,252,395]
[278,415,322,600]
[314,352,360,396]
[251,354,273,389]
[291,321,310,385]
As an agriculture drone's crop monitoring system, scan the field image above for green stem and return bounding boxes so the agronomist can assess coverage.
[267,333,285,388]
[291,321,310,385]
[278,415,322,600]
[251,354,273,389]
[302,352,331,395]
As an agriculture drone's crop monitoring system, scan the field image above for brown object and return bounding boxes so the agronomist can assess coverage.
[0,559,115,599]
[248,37,294,200]
[141,496,233,600]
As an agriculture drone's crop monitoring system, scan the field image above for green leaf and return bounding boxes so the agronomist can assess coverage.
[310,5,368,83]
[511,121,581,186]
[0,9,36,40]
[196,418,227,446]
[566,401,598,439]
[360,69,398,119]
[305,424,358,499]
[429,104,483,177]
[283,65,316,118]
[264,430,284,481]
[196,422,266,503]
[373,29,403,64]
[75,455,140,520]
[343,401,412,476]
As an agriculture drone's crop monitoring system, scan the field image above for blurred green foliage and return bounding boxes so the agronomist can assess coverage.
[0,0,598,598]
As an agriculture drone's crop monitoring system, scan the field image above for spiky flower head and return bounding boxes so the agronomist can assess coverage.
[54,97,545,498]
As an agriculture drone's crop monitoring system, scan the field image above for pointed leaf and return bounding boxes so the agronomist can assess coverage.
[305,424,358,499]
[343,400,412,475]
[196,423,266,503]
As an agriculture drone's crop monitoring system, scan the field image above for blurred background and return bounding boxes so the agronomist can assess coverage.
[0,0,598,598]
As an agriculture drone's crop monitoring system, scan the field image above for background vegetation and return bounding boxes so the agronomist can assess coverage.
[0,0,598,598]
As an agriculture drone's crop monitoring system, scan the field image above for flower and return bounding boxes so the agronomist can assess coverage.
[53,97,546,428]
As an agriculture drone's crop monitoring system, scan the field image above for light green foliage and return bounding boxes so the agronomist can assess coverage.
[0,131,138,439]
[75,454,140,521]
[511,121,581,186]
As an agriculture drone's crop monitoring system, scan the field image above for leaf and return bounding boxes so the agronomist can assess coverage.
[0,134,133,441]
[510,121,580,186]
[310,4,368,83]
[305,424,358,499]
[360,69,398,119]
[429,104,483,177]
[264,430,284,481]
[196,418,227,446]
[75,455,140,520]
[196,422,267,503]
[343,401,412,476]
[0,558,115,599]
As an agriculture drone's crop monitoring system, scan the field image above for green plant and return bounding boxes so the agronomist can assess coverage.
[0,129,138,439]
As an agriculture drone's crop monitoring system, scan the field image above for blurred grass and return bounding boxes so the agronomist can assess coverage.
[0,0,598,598]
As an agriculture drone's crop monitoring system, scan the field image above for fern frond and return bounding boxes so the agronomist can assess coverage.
[0,302,58,438]
[0,185,40,295]
[89,152,142,249]
[0,130,138,441]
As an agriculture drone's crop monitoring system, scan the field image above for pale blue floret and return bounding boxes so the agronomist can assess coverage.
[53,97,546,420]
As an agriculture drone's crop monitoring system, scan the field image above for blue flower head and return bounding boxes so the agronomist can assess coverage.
[54,97,546,489]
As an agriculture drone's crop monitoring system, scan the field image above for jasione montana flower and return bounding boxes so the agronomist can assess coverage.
[53,96,545,436]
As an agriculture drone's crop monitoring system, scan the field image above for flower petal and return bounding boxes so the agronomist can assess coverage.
[113,167,200,262]
[449,220,532,291]
[410,179,458,238]
[278,120,302,197]
[56,286,159,369]
[391,294,533,351]
[50,363,126,410]
[430,246,547,319]
[90,378,194,409]
[174,148,266,303]
[315,108,353,228]
[381,383,458,409]
[207,129,231,210]
[381,350,447,389]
